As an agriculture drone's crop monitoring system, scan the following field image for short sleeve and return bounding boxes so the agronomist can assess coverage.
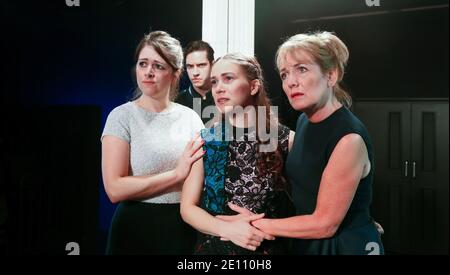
[190,110,205,138]
[101,107,131,143]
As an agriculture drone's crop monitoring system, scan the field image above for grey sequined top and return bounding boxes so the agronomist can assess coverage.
[101,101,204,203]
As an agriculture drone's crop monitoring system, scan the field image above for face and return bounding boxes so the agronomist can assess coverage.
[279,49,333,112]
[210,59,258,113]
[136,45,177,99]
[186,51,212,90]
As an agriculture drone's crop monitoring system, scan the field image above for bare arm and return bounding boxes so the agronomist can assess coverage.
[102,135,204,203]
[250,133,370,239]
[180,159,274,251]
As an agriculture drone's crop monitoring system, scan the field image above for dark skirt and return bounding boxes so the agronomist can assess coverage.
[194,232,291,255]
[106,201,196,255]
[292,220,385,255]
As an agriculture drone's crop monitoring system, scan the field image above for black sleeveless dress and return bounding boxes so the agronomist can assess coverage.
[286,107,384,255]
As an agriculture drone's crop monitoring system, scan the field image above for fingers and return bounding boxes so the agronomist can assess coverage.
[191,147,206,163]
[191,138,205,152]
[187,133,204,150]
[241,238,262,251]
[228,202,253,215]
[245,213,265,222]
[185,135,205,163]
[256,230,275,241]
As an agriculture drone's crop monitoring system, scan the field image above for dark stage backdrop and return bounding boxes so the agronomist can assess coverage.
[255,0,449,130]
[2,0,202,254]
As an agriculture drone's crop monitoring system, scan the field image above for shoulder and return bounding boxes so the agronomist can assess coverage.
[332,108,371,142]
[172,103,205,131]
[175,89,191,102]
[106,102,133,121]
[336,107,366,130]
[173,102,200,117]
[329,108,372,156]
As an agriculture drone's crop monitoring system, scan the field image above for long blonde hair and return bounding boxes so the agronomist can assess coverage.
[214,53,286,189]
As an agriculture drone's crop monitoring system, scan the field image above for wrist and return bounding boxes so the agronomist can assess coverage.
[172,169,182,184]
[216,218,228,238]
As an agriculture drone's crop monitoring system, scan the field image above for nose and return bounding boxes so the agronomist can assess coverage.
[213,81,225,95]
[192,67,200,76]
[286,72,299,89]
[145,66,155,78]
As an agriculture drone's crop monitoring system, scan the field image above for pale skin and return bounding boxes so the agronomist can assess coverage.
[180,59,295,251]
[102,45,205,203]
[229,49,381,239]
[186,50,212,98]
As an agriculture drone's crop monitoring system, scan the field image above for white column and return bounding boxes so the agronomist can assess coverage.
[202,0,254,59]
[228,0,254,56]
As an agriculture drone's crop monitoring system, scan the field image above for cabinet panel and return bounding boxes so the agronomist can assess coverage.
[353,101,411,253]
[410,102,449,254]
[353,100,449,254]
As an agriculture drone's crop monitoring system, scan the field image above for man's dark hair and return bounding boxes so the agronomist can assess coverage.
[184,40,215,64]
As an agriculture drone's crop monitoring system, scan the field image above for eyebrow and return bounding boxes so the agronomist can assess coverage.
[186,62,208,66]
[138,58,167,65]
[211,72,235,78]
[280,62,311,72]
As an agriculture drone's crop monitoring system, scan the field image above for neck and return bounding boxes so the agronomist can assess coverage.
[192,85,210,98]
[136,93,171,113]
[305,96,342,123]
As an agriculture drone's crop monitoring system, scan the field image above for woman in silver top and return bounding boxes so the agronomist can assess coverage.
[101,31,205,254]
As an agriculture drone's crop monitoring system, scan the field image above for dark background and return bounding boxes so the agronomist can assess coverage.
[255,0,449,129]
[1,0,448,254]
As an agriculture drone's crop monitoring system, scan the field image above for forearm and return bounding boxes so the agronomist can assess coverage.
[105,170,180,203]
[257,214,339,239]
[180,204,226,237]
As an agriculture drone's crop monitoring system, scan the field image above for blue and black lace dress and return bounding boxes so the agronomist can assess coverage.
[195,122,293,255]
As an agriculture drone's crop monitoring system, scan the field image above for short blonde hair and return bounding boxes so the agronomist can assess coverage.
[276,31,351,108]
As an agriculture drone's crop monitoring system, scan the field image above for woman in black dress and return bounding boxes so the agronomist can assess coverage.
[230,31,384,255]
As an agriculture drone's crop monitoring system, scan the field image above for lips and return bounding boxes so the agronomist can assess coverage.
[216,98,230,105]
[290,92,304,99]
[142,81,155,84]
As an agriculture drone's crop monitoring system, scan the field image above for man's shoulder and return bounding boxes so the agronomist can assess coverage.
[175,88,192,103]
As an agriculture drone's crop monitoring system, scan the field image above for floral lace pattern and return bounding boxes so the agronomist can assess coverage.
[197,123,290,254]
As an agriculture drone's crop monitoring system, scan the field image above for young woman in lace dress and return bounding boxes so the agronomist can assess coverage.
[180,53,295,255]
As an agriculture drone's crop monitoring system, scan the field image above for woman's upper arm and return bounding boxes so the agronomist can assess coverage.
[101,136,130,185]
[314,134,369,227]
[181,158,204,207]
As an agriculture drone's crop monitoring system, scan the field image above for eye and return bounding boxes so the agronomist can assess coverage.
[154,63,166,70]
[298,65,308,73]
[280,72,287,80]
[138,61,147,68]
[211,79,218,87]
[224,75,234,83]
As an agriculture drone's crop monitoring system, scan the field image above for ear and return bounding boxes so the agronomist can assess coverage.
[171,69,181,88]
[173,69,181,81]
[250,79,261,96]
[327,68,338,87]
